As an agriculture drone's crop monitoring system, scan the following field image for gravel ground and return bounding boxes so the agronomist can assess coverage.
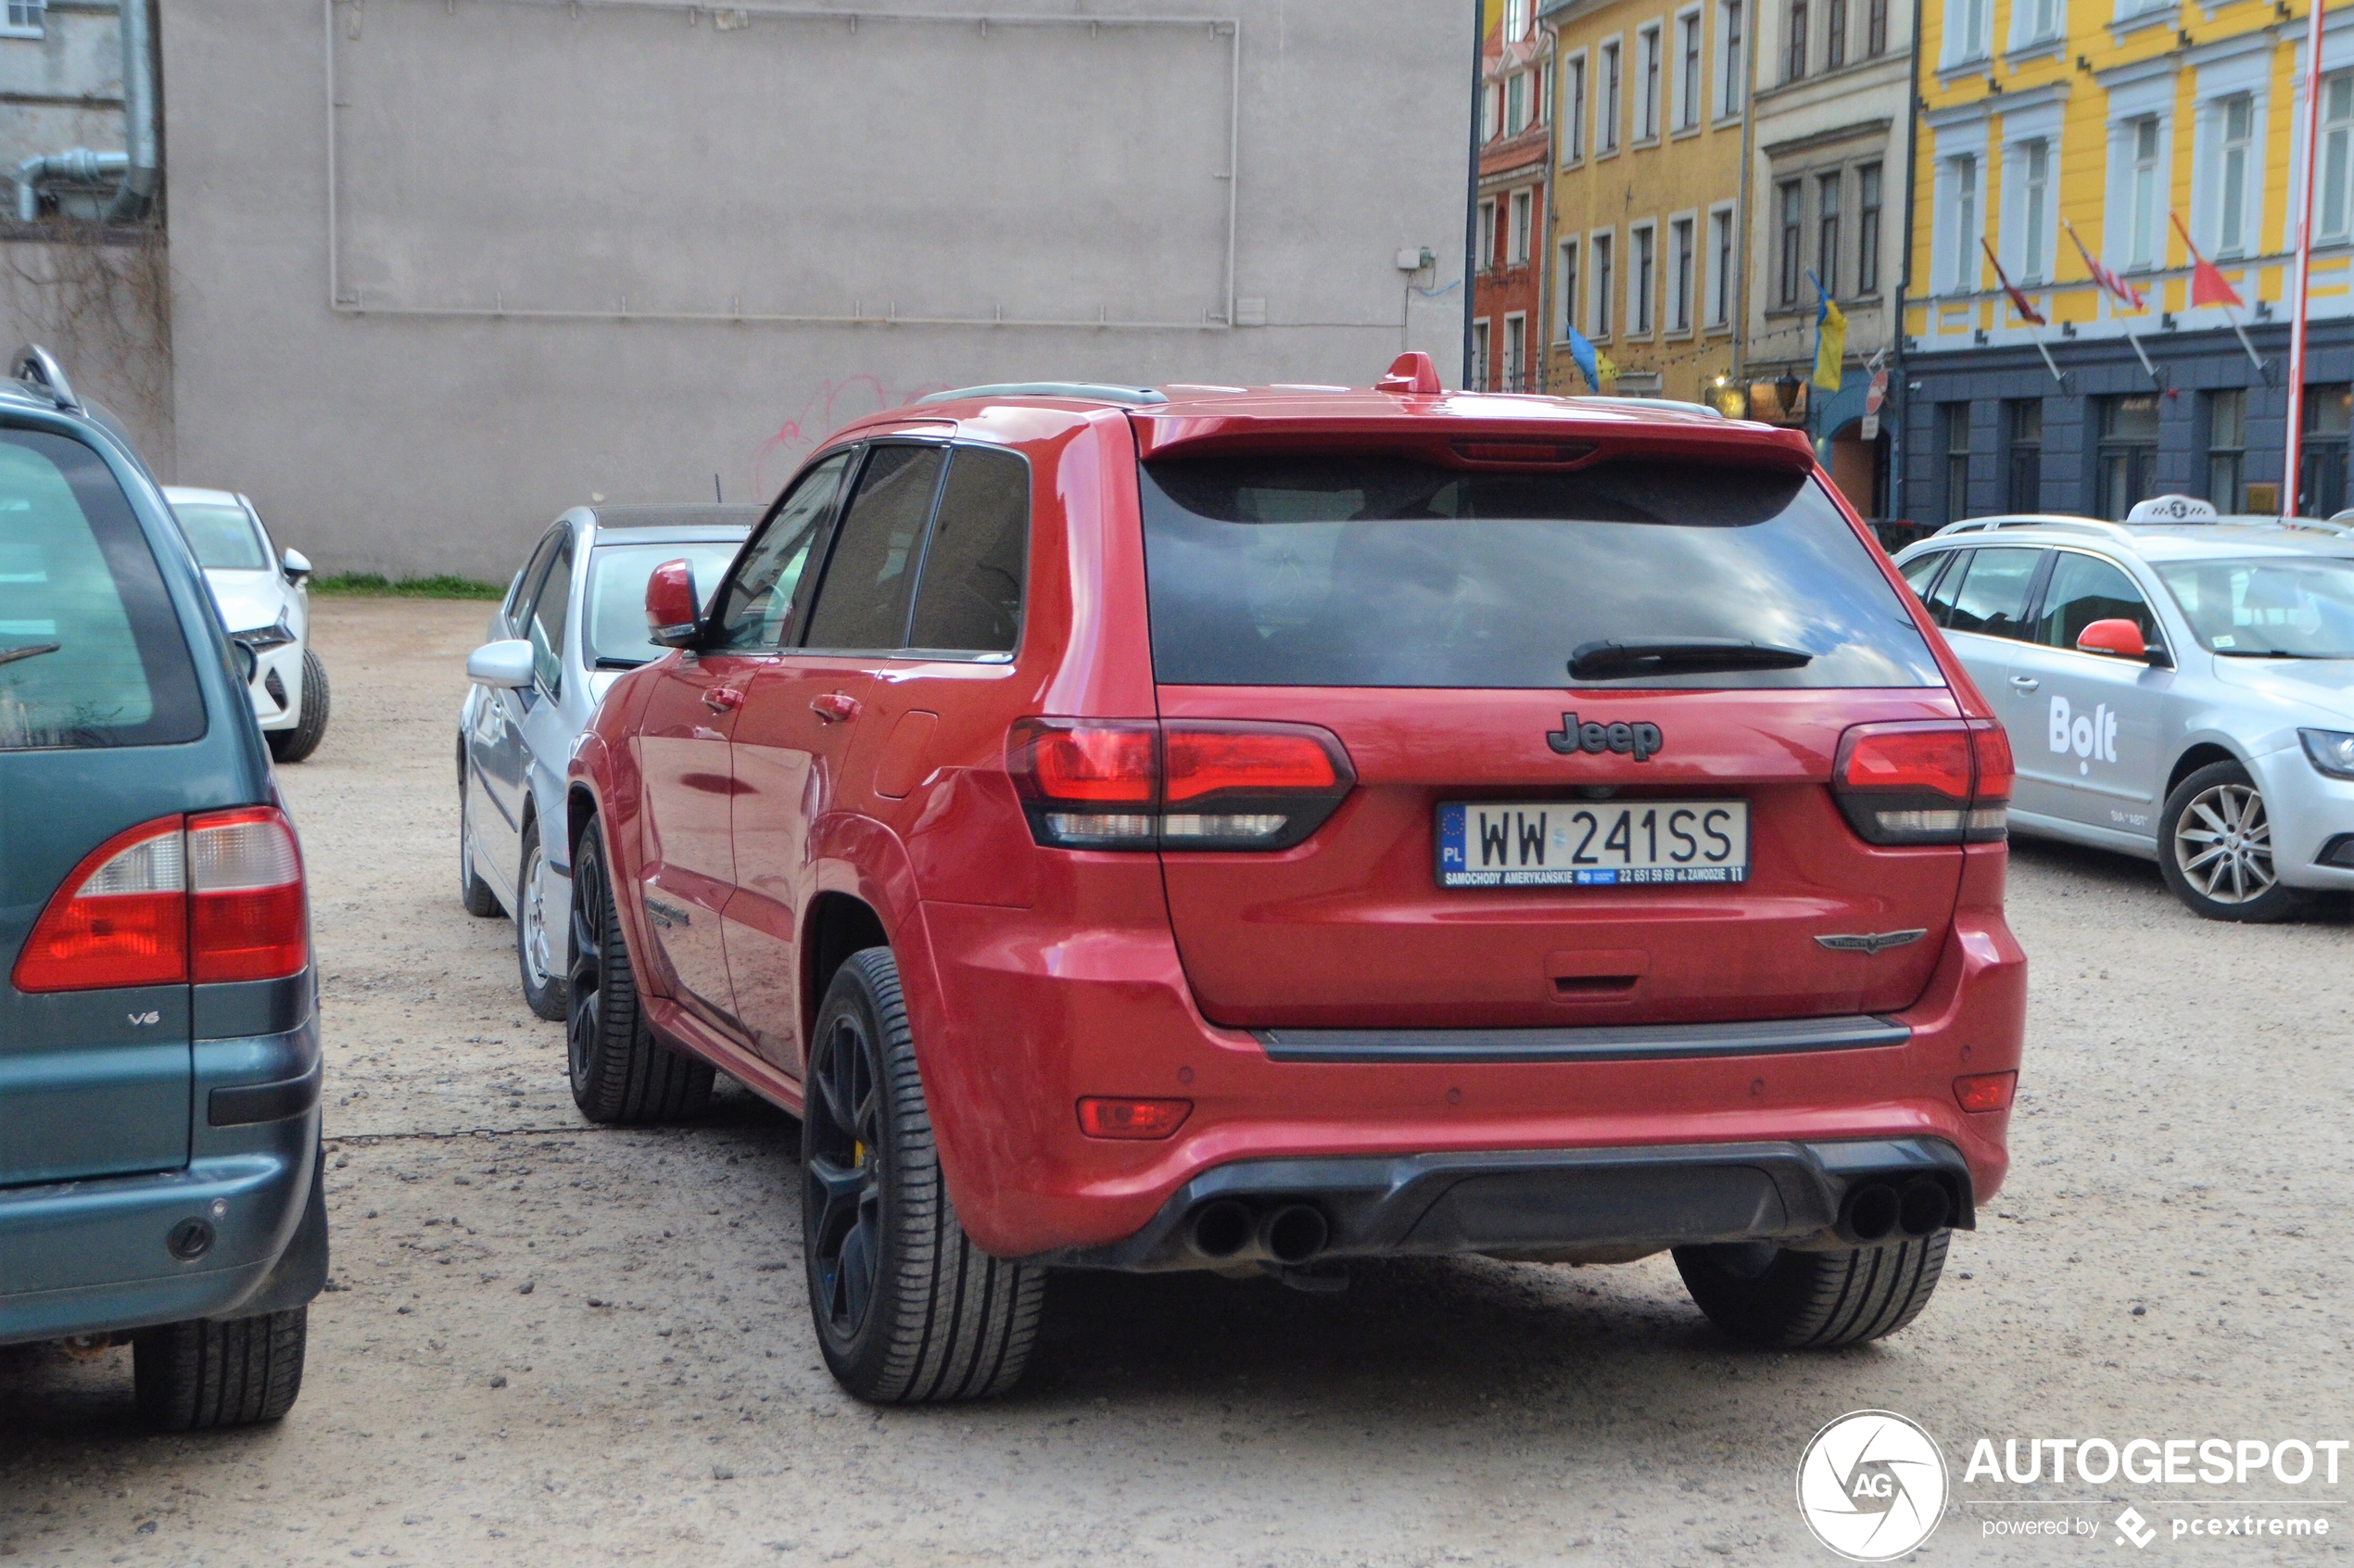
[3,596,2350,1566]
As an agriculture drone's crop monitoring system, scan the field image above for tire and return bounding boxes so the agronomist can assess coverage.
[802,947,1044,1403]
[1674,1233,1949,1349]
[458,765,502,918]
[2158,760,2302,922]
[566,815,712,1124]
[516,816,567,1020]
[266,650,330,764]
[132,1308,308,1430]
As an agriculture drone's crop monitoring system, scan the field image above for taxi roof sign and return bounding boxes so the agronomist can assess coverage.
[2126,495,2221,524]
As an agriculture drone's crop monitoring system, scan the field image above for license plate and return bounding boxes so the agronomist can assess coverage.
[1436,800,1749,888]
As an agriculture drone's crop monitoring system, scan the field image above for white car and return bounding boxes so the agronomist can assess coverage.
[1893,495,2354,921]
[165,486,328,763]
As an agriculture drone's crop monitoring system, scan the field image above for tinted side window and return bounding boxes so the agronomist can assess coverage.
[1921,549,1969,627]
[906,447,1028,654]
[509,527,563,624]
[1899,551,1950,602]
[2037,551,2161,651]
[804,445,946,651]
[0,430,203,750]
[1943,547,2041,640]
[527,536,574,693]
[712,451,852,652]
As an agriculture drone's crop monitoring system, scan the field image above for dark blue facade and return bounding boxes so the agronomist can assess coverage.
[1893,317,2354,525]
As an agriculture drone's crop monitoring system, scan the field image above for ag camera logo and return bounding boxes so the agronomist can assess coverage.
[1797,1410,1949,1562]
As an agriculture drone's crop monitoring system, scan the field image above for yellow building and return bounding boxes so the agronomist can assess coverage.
[1903,0,2344,521]
[1538,0,1750,403]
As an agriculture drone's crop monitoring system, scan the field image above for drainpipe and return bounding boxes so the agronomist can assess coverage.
[17,149,127,222]
[1465,0,1485,389]
[103,0,157,223]
[1892,0,1926,524]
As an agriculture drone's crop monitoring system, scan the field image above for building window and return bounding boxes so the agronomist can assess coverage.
[2128,118,2161,268]
[1504,0,1534,44]
[1826,0,1847,69]
[1601,41,1622,152]
[1477,199,1498,272]
[1483,82,1501,142]
[1633,222,1656,335]
[1510,188,1534,265]
[1816,171,1841,298]
[1787,0,1808,82]
[1955,0,1989,63]
[2218,94,2255,259]
[2019,139,2050,285]
[1473,319,1491,390]
[1592,233,1614,336]
[1639,24,1663,140]
[1565,56,1588,160]
[1539,60,1553,124]
[1507,72,1528,136]
[1677,11,1702,131]
[1857,162,1882,295]
[1942,403,1973,526]
[1709,207,1735,326]
[1,1,44,39]
[2207,389,2246,511]
[1778,179,1803,306]
[2322,75,2354,243]
[2301,386,2352,517]
[1866,0,1887,55]
[1560,238,1581,339]
[2097,395,2161,521]
[1721,0,1745,115]
[2005,400,2043,512]
[1671,216,1695,331]
[1504,314,1528,392]
[1947,154,1978,295]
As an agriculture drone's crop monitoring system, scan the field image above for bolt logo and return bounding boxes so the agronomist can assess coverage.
[2049,694,2117,777]
[1795,1410,1948,1562]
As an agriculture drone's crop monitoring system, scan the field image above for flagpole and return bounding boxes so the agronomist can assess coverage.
[2285,0,2327,519]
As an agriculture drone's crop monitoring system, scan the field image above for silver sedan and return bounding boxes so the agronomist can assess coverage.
[1893,500,2354,920]
[458,505,753,1015]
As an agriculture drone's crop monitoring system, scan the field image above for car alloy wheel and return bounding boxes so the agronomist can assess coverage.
[522,844,553,981]
[565,840,610,1098]
[2172,780,2275,904]
[804,1008,885,1343]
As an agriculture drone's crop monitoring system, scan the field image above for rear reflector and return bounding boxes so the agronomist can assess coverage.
[1954,1070,2018,1113]
[1008,718,1354,851]
[11,807,309,993]
[1832,719,2010,846]
[1076,1096,1193,1140]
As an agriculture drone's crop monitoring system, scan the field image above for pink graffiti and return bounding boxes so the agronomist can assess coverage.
[754,374,961,494]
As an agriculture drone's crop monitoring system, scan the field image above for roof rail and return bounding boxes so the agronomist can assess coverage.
[916,382,1168,407]
[1932,514,2135,543]
[10,343,79,412]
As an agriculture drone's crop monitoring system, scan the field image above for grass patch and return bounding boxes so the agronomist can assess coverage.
[310,572,506,601]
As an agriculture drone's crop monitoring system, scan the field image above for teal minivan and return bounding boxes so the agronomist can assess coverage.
[0,348,323,1428]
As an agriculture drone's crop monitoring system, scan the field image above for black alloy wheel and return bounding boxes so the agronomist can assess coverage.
[565,816,711,1124]
[804,1003,885,1345]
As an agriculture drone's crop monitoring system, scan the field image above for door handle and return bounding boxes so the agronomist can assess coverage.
[811,691,862,724]
[2008,676,2041,691]
[703,686,744,713]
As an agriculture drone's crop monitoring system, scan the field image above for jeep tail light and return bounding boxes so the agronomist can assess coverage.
[1832,719,2010,846]
[1954,1070,2018,1113]
[1008,719,1354,851]
[1076,1096,1192,1139]
[188,807,308,983]
[12,816,188,992]
[11,808,310,993]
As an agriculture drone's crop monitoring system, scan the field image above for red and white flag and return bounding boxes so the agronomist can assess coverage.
[2170,213,2246,310]
[2063,220,2145,311]
[1980,238,2047,325]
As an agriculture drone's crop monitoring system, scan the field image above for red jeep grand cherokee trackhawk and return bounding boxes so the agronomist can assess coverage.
[563,356,2025,1403]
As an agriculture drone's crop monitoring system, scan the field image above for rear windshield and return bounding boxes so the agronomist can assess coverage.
[586,541,742,667]
[0,430,203,749]
[1139,456,1943,689]
[173,499,269,571]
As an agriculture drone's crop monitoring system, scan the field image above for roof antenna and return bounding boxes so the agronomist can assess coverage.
[713,472,723,503]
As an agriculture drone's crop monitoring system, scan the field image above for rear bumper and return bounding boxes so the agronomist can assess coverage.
[1029,1135,1974,1271]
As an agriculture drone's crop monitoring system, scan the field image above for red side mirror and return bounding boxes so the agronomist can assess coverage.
[645,558,701,648]
[2075,618,2147,660]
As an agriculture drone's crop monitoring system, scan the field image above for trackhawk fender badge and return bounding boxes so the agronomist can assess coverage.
[643,895,690,929]
[1547,712,1663,762]
[1816,929,1928,955]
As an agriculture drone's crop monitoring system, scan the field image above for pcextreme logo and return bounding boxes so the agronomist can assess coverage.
[2050,694,2119,775]
[1796,1410,1949,1562]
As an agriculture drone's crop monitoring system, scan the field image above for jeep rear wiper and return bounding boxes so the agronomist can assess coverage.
[1568,638,1814,681]
[0,642,59,668]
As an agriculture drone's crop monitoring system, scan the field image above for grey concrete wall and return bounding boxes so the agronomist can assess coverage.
[160,0,1473,580]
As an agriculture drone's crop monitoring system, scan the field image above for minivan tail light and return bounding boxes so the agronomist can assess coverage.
[1832,719,2010,846]
[188,807,308,983]
[12,817,187,993]
[1007,718,1355,851]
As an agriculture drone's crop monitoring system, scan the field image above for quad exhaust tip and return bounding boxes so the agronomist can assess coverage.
[1187,1198,1329,1264]
[1841,1177,1952,1244]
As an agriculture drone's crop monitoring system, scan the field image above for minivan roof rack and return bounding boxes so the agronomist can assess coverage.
[1932,514,2135,542]
[10,343,79,412]
[917,382,1169,407]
